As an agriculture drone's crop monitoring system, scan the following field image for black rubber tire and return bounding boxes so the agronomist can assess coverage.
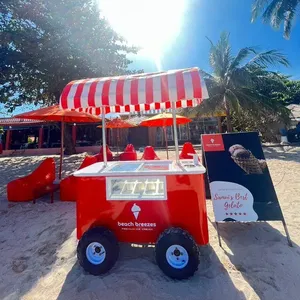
[77,227,119,275]
[155,227,199,279]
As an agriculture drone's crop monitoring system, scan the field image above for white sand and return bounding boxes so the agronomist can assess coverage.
[0,147,300,300]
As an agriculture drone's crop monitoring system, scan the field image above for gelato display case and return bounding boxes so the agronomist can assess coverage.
[106,176,167,201]
[74,160,206,177]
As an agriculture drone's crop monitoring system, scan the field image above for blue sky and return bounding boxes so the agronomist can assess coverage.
[131,0,300,78]
[2,0,300,117]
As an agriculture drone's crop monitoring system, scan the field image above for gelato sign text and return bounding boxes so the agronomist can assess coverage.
[214,192,248,210]
[210,181,258,221]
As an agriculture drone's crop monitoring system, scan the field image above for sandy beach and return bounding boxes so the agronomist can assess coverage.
[0,146,300,300]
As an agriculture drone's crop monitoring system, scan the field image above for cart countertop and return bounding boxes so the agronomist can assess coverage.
[74,160,206,177]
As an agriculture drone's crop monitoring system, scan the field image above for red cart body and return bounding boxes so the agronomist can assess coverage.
[76,172,209,245]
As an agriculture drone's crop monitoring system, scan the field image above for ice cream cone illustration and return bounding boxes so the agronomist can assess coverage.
[131,203,141,220]
[230,144,266,174]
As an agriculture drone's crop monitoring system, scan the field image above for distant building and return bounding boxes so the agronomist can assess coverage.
[0,109,226,155]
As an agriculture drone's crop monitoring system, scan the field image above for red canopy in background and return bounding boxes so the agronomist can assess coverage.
[140,113,191,159]
[97,118,136,153]
[15,105,101,179]
[98,118,136,129]
[15,105,100,123]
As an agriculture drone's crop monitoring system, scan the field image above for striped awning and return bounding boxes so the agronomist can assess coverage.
[59,68,208,114]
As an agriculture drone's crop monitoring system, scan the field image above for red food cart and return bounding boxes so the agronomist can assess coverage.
[60,67,210,279]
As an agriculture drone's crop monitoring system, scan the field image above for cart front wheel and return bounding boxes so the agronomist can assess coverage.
[155,227,199,279]
[77,227,119,275]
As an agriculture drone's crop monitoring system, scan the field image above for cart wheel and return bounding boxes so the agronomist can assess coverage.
[155,227,199,279]
[77,227,119,275]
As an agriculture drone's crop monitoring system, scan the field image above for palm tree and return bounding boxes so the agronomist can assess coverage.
[251,0,299,39]
[192,32,289,132]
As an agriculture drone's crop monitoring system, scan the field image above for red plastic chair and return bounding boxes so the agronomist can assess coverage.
[179,142,197,159]
[141,146,160,160]
[7,158,57,202]
[95,145,113,162]
[120,144,137,161]
[60,155,97,202]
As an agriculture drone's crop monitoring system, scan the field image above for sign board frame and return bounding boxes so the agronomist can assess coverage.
[201,132,292,247]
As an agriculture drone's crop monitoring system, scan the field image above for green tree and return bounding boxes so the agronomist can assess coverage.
[0,0,140,153]
[251,0,299,39]
[0,0,140,112]
[278,77,300,105]
[189,32,290,132]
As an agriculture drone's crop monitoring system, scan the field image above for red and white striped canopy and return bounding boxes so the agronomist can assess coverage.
[59,67,208,115]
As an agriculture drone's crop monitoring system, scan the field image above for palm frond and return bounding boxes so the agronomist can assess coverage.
[199,69,214,80]
[252,0,299,39]
[228,66,257,88]
[284,10,294,39]
[229,47,257,71]
[206,32,232,78]
[262,0,282,24]
[251,0,270,22]
[283,0,298,39]
[246,49,290,68]
[225,89,242,113]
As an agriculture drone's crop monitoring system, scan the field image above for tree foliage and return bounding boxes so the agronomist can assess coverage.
[188,32,290,133]
[0,0,140,112]
[276,76,300,105]
[251,0,300,39]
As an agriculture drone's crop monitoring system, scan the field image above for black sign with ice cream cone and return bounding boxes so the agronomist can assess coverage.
[201,132,292,246]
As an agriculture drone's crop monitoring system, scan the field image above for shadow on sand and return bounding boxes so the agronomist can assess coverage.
[0,200,76,299]
[263,146,300,163]
[57,243,247,300]
[215,221,300,300]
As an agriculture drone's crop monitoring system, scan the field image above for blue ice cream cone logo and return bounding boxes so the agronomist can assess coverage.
[131,203,141,220]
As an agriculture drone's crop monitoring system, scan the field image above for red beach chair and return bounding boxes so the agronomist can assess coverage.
[60,155,97,202]
[95,145,113,162]
[179,142,197,159]
[119,144,137,161]
[141,146,160,160]
[7,158,58,203]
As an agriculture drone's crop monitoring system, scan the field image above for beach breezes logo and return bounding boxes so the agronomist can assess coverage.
[131,203,141,220]
[202,134,225,152]
[117,203,156,229]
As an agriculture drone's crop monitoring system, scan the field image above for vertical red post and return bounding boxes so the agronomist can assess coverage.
[72,124,77,146]
[38,127,44,148]
[106,128,110,145]
[5,129,11,150]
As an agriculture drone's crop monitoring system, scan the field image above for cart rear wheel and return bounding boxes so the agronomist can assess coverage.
[155,227,199,279]
[77,227,119,275]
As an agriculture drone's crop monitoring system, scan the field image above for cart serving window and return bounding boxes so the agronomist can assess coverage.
[59,67,208,164]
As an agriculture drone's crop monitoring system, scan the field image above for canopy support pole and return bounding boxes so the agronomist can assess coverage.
[163,126,169,159]
[59,121,64,180]
[101,108,107,166]
[172,102,179,163]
